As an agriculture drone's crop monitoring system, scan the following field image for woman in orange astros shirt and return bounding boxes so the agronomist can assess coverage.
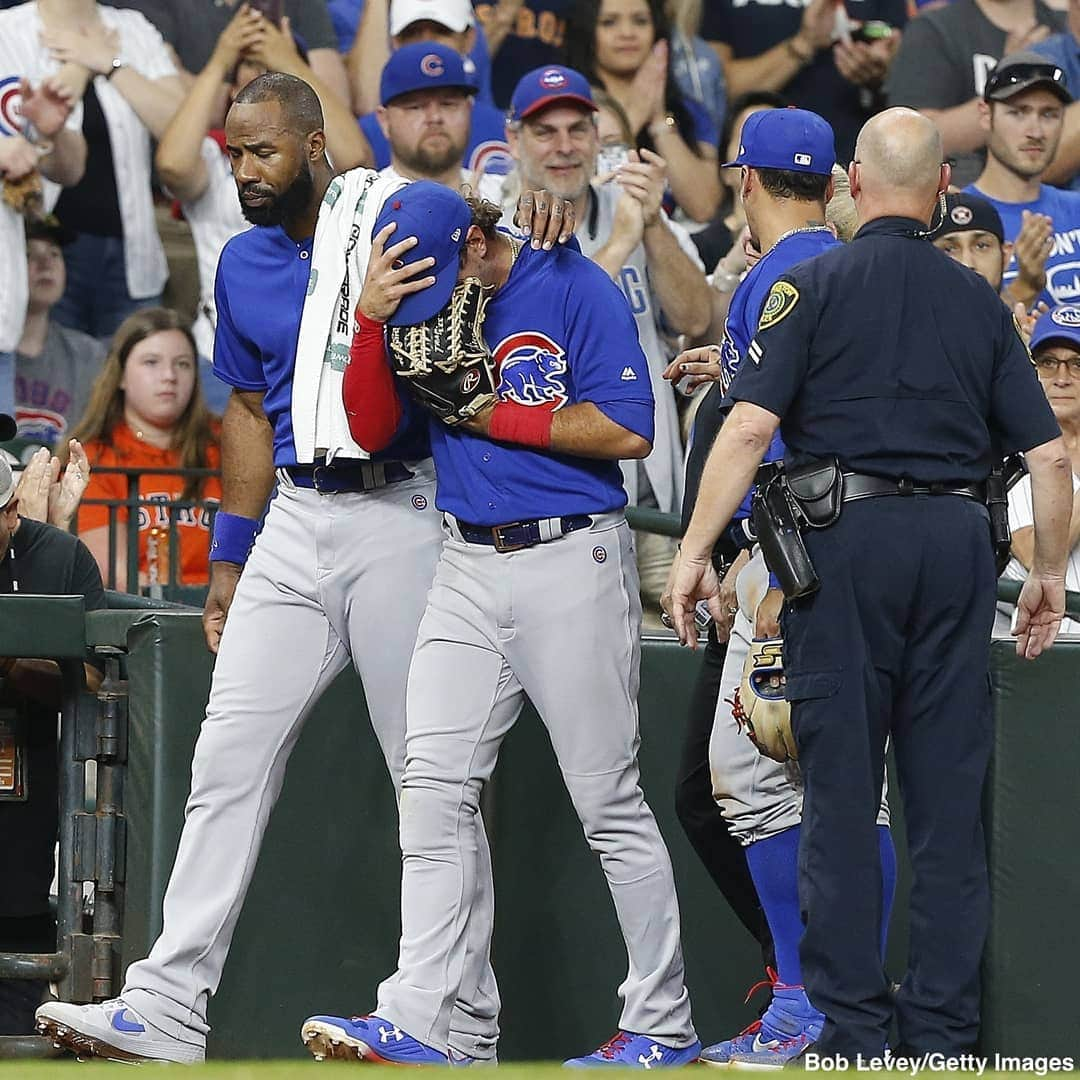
[67,308,222,590]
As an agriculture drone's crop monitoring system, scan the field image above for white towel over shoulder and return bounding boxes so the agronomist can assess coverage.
[292,168,408,463]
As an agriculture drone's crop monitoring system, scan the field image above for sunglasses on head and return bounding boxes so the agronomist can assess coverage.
[985,62,1066,97]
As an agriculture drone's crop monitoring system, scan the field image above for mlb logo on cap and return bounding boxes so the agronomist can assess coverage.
[723,107,836,177]
[380,41,475,106]
[509,64,597,123]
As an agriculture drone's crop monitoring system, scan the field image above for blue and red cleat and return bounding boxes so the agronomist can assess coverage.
[300,1013,449,1064]
[699,984,823,1069]
[565,1031,702,1068]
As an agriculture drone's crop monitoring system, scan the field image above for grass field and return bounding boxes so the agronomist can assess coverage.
[0,1067,1071,1079]
[0,1065,514,1078]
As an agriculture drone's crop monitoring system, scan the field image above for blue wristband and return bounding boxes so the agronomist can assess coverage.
[209,512,260,566]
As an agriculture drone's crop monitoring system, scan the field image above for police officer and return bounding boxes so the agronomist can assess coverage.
[668,107,1072,1059]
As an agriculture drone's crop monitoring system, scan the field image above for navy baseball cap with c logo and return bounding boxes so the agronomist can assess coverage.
[723,107,836,177]
[373,180,473,327]
[380,41,476,107]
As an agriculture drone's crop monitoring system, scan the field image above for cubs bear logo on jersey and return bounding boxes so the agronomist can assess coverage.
[492,331,569,409]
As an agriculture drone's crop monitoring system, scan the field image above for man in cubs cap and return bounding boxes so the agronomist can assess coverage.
[379,41,476,106]
[930,192,1010,291]
[361,41,512,176]
[723,106,836,177]
[508,65,598,124]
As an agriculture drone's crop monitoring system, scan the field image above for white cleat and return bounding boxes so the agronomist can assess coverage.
[35,998,206,1064]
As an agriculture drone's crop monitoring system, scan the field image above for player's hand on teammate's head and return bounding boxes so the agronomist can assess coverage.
[515,189,576,251]
[358,222,437,324]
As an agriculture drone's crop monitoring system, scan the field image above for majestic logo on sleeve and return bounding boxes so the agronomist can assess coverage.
[757,280,799,333]
[493,332,569,409]
[0,76,23,137]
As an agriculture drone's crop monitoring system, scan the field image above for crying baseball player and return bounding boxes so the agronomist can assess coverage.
[300,181,700,1066]
[35,74,572,1065]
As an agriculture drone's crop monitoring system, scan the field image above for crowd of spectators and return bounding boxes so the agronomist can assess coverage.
[1,0,1080,610]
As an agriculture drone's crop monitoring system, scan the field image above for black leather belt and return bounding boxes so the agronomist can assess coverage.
[284,460,413,494]
[842,472,984,503]
[455,514,593,553]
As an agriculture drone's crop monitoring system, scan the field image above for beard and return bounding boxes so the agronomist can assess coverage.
[238,162,316,227]
[394,136,467,179]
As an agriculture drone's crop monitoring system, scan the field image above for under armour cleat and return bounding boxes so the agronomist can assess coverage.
[34,997,205,1063]
[700,985,823,1069]
[301,1013,449,1064]
[565,1031,702,1068]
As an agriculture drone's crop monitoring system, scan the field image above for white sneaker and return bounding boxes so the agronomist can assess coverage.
[35,997,205,1063]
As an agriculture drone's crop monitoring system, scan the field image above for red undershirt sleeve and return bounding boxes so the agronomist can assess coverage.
[343,310,405,453]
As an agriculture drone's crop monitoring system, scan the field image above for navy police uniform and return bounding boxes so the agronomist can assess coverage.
[727,215,1060,1055]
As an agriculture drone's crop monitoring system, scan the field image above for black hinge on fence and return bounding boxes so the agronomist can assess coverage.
[66,651,130,1005]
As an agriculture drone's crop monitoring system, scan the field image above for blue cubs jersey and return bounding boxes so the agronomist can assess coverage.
[430,241,654,524]
[358,101,514,178]
[719,227,842,518]
[213,223,430,467]
[965,182,1080,307]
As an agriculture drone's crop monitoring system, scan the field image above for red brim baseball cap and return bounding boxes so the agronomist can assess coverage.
[510,65,597,123]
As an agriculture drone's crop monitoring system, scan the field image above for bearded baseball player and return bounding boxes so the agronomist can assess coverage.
[34,74,572,1065]
[299,180,700,1067]
[662,109,896,1069]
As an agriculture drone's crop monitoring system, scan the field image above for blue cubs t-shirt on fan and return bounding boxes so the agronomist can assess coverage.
[429,240,654,524]
[966,182,1080,306]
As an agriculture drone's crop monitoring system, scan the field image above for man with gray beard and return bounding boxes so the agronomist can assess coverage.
[495,64,711,618]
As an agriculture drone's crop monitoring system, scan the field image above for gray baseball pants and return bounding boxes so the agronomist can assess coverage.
[121,466,501,1058]
[376,513,696,1053]
[711,557,890,845]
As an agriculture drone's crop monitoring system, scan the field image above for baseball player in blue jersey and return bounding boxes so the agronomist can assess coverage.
[35,75,572,1065]
[300,181,700,1067]
[661,110,896,1069]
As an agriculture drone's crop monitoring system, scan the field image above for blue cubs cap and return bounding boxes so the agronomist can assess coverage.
[723,107,835,177]
[380,42,476,107]
[1030,305,1080,353]
[509,65,597,124]
[373,180,472,326]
